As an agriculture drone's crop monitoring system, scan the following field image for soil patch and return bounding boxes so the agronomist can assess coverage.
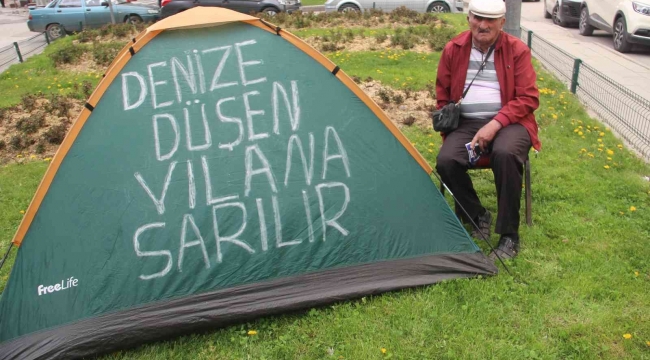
[303,35,431,52]
[0,97,83,165]
[357,80,436,129]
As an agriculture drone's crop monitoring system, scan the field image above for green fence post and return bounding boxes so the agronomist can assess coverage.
[44,31,50,45]
[13,42,23,63]
[527,30,533,49]
[571,58,582,94]
[79,21,83,31]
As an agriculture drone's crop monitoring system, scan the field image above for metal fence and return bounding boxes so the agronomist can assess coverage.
[520,26,650,161]
[0,32,50,74]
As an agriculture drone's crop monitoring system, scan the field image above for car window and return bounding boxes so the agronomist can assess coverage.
[58,0,82,7]
[46,0,58,7]
[85,0,102,6]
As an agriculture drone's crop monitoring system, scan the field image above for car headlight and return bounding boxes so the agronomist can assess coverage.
[633,2,650,15]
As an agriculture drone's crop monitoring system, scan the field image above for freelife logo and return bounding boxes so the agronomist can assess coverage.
[37,277,78,296]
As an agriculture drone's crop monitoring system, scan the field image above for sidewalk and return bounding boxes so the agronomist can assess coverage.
[520,17,650,103]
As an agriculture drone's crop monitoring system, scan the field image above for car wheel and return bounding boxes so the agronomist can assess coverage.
[46,23,64,40]
[427,2,450,13]
[552,4,568,27]
[262,7,280,16]
[579,7,595,36]
[613,16,632,53]
[544,0,552,19]
[126,15,143,24]
[338,3,360,12]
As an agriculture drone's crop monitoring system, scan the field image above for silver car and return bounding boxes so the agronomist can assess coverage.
[324,0,463,13]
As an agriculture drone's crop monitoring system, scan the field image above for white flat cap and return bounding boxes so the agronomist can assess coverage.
[468,0,506,18]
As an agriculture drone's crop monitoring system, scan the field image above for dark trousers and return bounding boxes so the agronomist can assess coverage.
[435,118,531,235]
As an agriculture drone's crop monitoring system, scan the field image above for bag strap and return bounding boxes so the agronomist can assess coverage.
[458,43,496,105]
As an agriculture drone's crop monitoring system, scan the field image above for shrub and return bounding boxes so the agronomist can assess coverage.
[344,29,355,42]
[0,140,5,151]
[352,75,361,83]
[393,94,404,104]
[15,113,45,134]
[378,88,393,103]
[78,28,99,43]
[49,42,86,65]
[9,135,25,150]
[21,94,38,112]
[47,94,72,118]
[402,115,416,126]
[92,42,123,66]
[42,124,68,144]
[320,42,341,52]
[427,25,458,51]
[374,32,388,44]
[391,29,417,49]
[35,142,46,154]
[390,6,419,21]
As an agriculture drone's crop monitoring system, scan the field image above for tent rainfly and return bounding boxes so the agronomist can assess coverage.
[0,8,497,359]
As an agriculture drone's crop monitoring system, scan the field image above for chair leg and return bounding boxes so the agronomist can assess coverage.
[525,158,532,226]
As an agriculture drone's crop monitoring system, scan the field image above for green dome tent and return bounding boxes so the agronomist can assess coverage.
[0,8,497,359]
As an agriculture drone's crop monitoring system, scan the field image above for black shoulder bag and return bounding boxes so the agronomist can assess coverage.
[432,44,496,133]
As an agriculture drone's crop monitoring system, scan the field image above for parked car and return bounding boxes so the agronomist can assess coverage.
[324,0,464,14]
[27,0,160,40]
[579,0,650,52]
[544,0,581,27]
[160,0,300,18]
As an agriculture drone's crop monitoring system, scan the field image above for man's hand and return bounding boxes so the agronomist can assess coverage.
[471,120,503,152]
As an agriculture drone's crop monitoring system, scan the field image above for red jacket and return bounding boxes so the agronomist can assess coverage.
[436,30,541,150]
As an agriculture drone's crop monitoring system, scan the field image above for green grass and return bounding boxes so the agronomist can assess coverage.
[1,16,649,359]
[0,36,102,109]
[332,50,440,89]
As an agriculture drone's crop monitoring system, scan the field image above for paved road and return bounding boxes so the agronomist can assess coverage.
[522,0,650,65]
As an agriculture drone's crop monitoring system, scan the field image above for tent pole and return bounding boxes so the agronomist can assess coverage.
[0,242,13,271]
[431,171,514,277]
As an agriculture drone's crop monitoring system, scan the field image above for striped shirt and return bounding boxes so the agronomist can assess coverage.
[459,45,502,120]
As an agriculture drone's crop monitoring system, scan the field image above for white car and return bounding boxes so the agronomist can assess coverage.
[579,0,650,52]
[324,0,464,13]
[544,0,582,27]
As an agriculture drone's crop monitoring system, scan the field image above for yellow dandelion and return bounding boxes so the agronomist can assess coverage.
[44,157,52,162]
[607,149,614,155]
[16,154,22,158]
[578,131,583,136]
[623,334,632,340]
[617,144,623,148]
[580,148,587,152]
[587,125,591,129]
[646,340,650,346]
[539,77,544,80]
[381,348,387,354]
[574,129,579,133]
[552,114,558,120]
[578,120,583,124]
[20,210,25,214]
[599,132,605,137]
[607,157,612,160]
[620,211,625,215]
[635,271,639,276]
[598,139,603,143]
[429,143,434,146]
[428,149,433,153]
[598,148,603,151]
[630,206,637,212]
[247,330,257,335]
[48,86,51,89]
[15,85,18,88]
[604,165,610,169]
[30,155,36,159]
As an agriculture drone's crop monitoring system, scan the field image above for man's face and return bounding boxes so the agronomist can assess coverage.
[468,12,505,47]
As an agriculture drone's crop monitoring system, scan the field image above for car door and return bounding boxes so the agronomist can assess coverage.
[222,0,261,14]
[55,0,85,32]
[84,0,112,28]
[197,0,226,8]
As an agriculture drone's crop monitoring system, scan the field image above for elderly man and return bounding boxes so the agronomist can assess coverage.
[435,0,540,260]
